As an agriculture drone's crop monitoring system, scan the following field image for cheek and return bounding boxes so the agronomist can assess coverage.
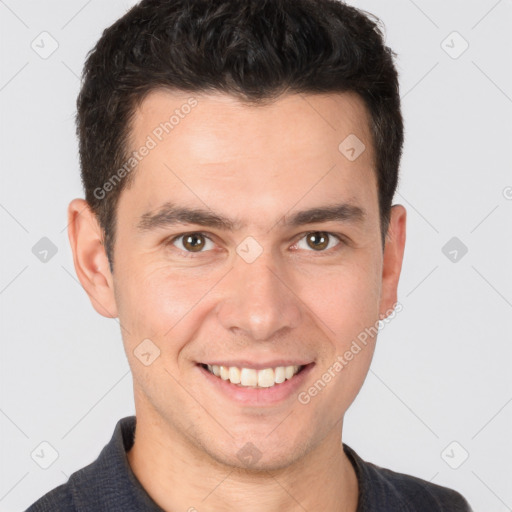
[114,265,205,345]
[302,272,379,417]
[299,257,382,341]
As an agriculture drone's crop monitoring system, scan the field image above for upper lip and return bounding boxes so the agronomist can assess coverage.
[198,360,314,370]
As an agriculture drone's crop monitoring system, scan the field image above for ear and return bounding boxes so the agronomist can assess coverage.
[379,204,406,319]
[67,198,118,318]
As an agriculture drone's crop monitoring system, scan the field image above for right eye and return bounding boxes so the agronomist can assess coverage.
[166,232,216,256]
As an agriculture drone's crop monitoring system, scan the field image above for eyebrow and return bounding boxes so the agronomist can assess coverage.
[136,201,366,233]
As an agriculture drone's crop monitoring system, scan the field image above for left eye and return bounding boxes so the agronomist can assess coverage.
[293,231,342,252]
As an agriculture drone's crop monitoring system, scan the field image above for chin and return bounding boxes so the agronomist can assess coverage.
[196,431,314,473]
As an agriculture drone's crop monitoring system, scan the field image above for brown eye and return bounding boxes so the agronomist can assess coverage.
[182,233,206,252]
[293,231,343,253]
[171,232,214,254]
[306,232,330,251]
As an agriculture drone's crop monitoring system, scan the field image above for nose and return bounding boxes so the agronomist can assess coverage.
[216,249,302,341]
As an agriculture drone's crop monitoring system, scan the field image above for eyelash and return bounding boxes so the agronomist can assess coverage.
[165,231,346,258]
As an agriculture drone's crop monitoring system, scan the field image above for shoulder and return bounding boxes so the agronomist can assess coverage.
[24,458,103,512]
[24,482,74,512]
[370,465,472,511]
[24,416,138,512]
[343,444,473,512]
[24,436,110,512]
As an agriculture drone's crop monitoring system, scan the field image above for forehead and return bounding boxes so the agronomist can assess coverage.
[120,89,378,231]
[132,89,373,157]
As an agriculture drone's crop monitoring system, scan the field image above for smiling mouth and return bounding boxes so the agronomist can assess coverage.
[199,363,309,389]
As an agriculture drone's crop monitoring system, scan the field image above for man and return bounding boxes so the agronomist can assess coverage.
[26,0,473,510]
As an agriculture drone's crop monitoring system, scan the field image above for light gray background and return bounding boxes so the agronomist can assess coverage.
[1,0,511,511]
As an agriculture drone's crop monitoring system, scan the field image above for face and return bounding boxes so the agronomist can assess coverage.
[69,90,406,471]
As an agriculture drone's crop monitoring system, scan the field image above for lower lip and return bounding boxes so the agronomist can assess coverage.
[197,363,315,406]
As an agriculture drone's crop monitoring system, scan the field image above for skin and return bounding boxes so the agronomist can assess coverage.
[68,90,406,512]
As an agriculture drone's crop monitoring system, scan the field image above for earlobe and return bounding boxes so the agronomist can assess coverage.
[379,204,406,319]
[67,198,118,318]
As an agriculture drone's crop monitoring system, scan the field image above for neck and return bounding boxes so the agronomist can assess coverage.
[126,410,359,512]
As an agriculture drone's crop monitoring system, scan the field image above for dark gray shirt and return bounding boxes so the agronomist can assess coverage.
[26,416,472,511]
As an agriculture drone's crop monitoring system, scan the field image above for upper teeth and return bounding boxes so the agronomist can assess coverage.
[206,364,301,388]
